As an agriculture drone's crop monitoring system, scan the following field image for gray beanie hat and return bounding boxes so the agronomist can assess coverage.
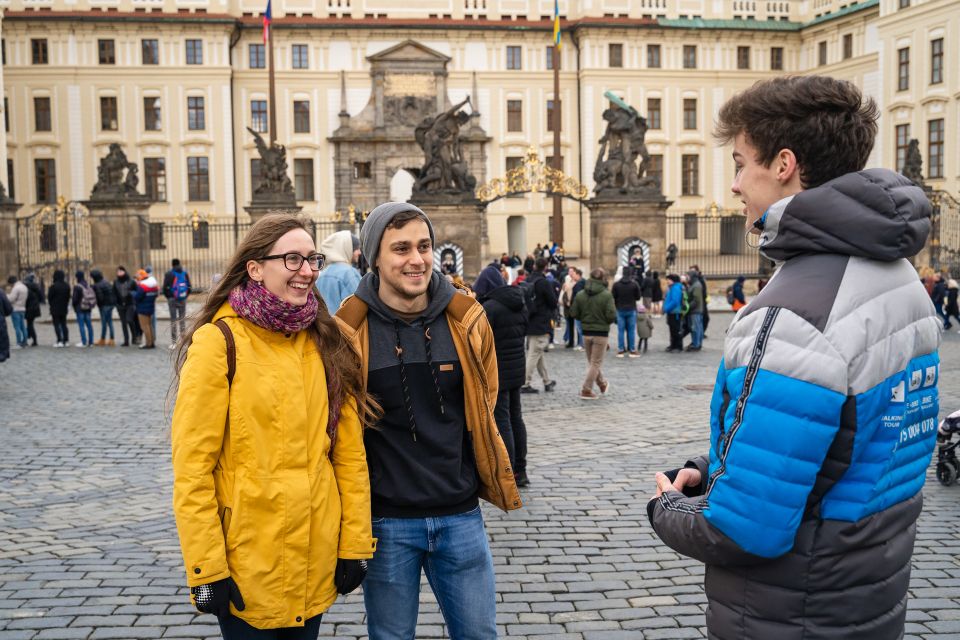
[360,202,435,271]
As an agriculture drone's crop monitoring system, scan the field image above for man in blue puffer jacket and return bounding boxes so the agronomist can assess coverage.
[648,76,939,640]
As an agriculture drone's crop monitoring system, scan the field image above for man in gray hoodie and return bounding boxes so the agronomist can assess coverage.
[335,202,519,640]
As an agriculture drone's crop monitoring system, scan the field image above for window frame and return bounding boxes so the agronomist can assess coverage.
[770,46,783,70]
[98,39,116,65]
[818,41,828,67]
[185,39,203,65]
[187,96,205,131]
[294,158,315,201]
[506,46,522,70]
[928,119,944,179]
[930,38,943,85]
[682,45,697,69]
[31,39,48,65]
[647,98,661,130]
[292,44,309,69]
[681,154,700,196]
[682,98,697,131]
[842,34,853,60]
[898,47,910,91]
[34,96,52,132]
[249,44,266,69]
[34,158,57,204]
[293,100,310,134]
[609,43,624,68]
[100,96,118,131]
[143,96,162,131]
[647,44,661,68]
[546,99,561,133]
[142,39,160,65]
[895,124,910,173]
[250,99,268,134]
[737,46,750,70]
[506,99,523,132]
[186,156,210,201]
[144,157,167,202]
[646,154,663,186]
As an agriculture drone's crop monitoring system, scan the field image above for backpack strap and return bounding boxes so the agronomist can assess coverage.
[214,319,236,386]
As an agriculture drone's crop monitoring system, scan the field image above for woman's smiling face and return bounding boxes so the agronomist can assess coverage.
[247,228,319,306]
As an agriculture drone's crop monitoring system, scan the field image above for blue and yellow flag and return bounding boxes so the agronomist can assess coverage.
[553,0,561,49]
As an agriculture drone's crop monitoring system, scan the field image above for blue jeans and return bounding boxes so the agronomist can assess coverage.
[616,309,637,352]
[11,311,26,346]
[76,311,94,345]
[689,312,704,348]
[100,305,115,340]
[364,506,497,640]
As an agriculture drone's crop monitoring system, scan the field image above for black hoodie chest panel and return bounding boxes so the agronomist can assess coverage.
[364,313,477,517]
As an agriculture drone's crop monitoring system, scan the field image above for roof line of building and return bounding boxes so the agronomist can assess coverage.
[3,4,879,32]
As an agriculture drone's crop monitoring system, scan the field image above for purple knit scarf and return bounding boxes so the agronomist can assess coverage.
[228,280,319,334]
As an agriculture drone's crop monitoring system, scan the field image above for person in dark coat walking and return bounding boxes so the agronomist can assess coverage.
[47,270,71,347]
[23,273,43,347]
[612,267,642,356]
[72,271,96,347]
[651,270,663,316]
[0,287,11,362]
[91,269,117,346]
[474,263,531,487]
[931,274,950,328]
[520,257,558,393]
[113,266,140,346]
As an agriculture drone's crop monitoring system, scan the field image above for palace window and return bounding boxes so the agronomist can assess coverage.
[506,46,522,70]
[35,159,56,204]
[818,41,828,66]
[646,154,663,186]
[609,43,623,68]
[647,98,661,130]
[34,97,52,132]
[293,101,310,133]
[771,47,783,70]
[187,96,205,131]
[647,44,661,68]
[187,156,210,201]
[144,158,166,201]
[143,97,161,131]
[681,155,699,196]
[843,34,853,60]
[294,159,315,201]
[100,96,118,131]
[683,45,697,69]
[895,124,910,173]
[898,47,909,91]
[547,99,561,132]
[186,39,203,65]
[353,162,371,179]
[142,39,159,65]
[546,46,560,70]
[251,100,268,133]
[737,46,750,70]
[99,39,116,65]
[249,44,265,69]
[931,38,943,84]
[928,119,944,179]
[292,44,309,69]
[507,100,522,132]
[683,98,697,130]
[32,39,48,65]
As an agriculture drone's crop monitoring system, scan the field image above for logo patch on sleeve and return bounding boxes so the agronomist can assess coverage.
[909,370,922,391]
[923,366,937,388]
[439,364,454,372]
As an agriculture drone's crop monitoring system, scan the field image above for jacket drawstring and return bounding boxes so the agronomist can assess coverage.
[423,326,446,416]
[393,320,418,442]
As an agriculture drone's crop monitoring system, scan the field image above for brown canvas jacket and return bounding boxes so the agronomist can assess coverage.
[336,292,522,512]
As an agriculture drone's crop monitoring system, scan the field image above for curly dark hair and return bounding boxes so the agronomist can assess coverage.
[715,75,879,188]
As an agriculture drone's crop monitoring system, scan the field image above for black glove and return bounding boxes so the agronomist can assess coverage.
[190,577,245,616]
[334,559,368,595]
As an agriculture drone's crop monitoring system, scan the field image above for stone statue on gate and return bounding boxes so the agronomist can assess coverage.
[248,127,296,200]
[412,97,477,197]
[593,95,659,198]
[901,138,925,187]
[90,143,145,200]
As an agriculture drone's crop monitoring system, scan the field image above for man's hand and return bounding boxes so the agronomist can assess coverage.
[653,468,703,499]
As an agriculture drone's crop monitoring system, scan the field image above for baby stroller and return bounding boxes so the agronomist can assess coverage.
[937,410,960,486]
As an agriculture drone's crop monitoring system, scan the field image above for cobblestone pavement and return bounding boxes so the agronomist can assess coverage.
[2,312,959,640]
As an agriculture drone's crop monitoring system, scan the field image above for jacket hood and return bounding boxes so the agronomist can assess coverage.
[319,230,355,265]
[139,275,158,290]
[584,278,607,296]
[759,168,931,262]
[472,264,506,298]
[483,283,525,311]
[354,269,455,323]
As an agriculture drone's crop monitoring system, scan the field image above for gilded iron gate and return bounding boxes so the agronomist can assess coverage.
[16,198,92,286]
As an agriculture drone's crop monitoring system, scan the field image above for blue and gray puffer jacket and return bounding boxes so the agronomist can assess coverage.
[649,168,940,640]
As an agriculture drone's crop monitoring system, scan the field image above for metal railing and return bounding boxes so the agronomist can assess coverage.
[664,213,775,278]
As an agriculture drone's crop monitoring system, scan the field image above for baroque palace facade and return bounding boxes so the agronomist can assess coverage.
[0,0,956,258]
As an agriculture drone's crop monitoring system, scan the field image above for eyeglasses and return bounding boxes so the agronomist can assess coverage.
[259,252,325,271]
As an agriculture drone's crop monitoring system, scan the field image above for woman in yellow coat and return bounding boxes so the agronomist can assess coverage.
[171,214,378,639]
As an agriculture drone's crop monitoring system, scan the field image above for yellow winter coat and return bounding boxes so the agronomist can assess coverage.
[171,303,376,629]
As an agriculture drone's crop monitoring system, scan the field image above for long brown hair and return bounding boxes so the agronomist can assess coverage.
[171,213,378,426]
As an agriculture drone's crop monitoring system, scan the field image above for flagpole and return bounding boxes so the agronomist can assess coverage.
[552,34,563,246]
[267,8,277,145]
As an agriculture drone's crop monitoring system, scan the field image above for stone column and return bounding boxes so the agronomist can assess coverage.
[85,200,152,273]
[409,198,488,279]
[0,202,21,278]
[586,197,672,274]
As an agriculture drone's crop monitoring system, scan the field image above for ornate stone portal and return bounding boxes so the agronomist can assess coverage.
[329,40,489,210]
